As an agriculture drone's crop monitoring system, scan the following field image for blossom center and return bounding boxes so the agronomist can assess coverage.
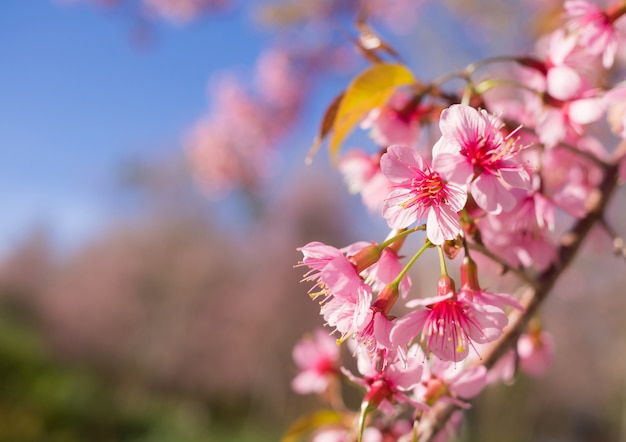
[403,171,447,208]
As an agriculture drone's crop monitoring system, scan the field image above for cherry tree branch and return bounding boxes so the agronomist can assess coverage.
[417,158,621,442]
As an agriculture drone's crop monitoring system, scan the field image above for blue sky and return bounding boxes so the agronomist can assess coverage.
[0,1,280,253]
[0,0,520,255]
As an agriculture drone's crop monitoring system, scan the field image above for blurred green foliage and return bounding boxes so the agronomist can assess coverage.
[0,306,279,442]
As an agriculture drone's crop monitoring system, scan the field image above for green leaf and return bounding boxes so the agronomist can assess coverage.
[281,409,343,442]
[328,63,416,160]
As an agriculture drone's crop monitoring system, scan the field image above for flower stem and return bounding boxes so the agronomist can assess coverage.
[437,246,448,277]
[379,225,424,250]
[391,240,432,287]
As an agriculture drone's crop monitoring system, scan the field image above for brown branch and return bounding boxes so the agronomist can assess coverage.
[417,160,621,441]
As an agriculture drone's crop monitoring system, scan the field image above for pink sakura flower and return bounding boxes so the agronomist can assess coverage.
[341,240,412,298]
[338,149,391,213]
[380,144,467,245]
[361,91,424,147]
[297,241,373,341]
[518,331,554,377]
[541,137,608,217]
[542,28,588,101]
[477,214,557,271]
[298,241,404,350]
[493,186,556,234]
[342,345,428,415]
[535,89,607,149]
[416,351,487,408]
[480,330,554,385]
[291,329,340,395]
[298,241,363,297]
[432,104,531,215]
[311,427,383,442]
[565,0,619,69]
[391,276,507,363]
[320,286,373,343]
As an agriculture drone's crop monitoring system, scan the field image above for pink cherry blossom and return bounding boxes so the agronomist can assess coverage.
[432,104,531,214]
[380,144,467,245]
[297,241,363,297]
[494,187,556,234]
[565,0,619,68]
[361,91,423,147]
[342,345,428,414]
[391,276,507,362]
[518,331,555,377]
[356,308,394,351]
[540,137,608,217]
[338,149,391,213]
[297,241,374,341]
[320,285,373,342]
[540,29,590,101]
[535,90,607,149]
[291,329,340,394]
[416,352,487,408]
[311,427,383,442]
[477,214,557,271]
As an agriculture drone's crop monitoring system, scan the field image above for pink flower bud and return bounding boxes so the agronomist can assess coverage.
[349,244,382,274]
[372,284,400,315]
[460,256,480,291]
[437,275,456,299]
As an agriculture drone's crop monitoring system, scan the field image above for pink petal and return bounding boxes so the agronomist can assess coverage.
[498,164,531,190]
[449,365,487,399]
[568,97,606,124]
[471,173,517,214]
[380,145,425,183]
[432,151,473,185]
[291,371,329,394]
[444,182,468,212]
[547,66,581,101]
[390,309,429,347]
[383,188,420,229]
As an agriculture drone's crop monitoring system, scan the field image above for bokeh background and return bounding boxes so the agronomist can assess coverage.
[1,0,626,441]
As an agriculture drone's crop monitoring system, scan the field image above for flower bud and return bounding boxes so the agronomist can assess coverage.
[437,275,456,297]
[423,376,449,406]
[460,256,480,291]
[372,284,400,315]
[349,243,382,273]
[363,378,392,409]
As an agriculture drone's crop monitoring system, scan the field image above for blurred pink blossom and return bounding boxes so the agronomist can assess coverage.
[291,328,340,394]
[518,331,555,377]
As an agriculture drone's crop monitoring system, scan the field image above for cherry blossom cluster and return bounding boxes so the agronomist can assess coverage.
[186,49,305,194]
[291,1,626,440]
